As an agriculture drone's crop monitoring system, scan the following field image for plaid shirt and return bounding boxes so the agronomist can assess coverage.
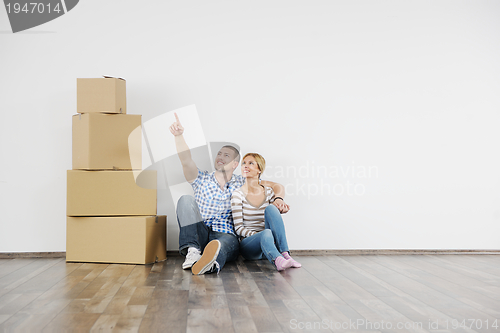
[190,168,245,234]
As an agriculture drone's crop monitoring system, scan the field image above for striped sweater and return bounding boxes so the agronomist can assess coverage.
[231,186,275,238]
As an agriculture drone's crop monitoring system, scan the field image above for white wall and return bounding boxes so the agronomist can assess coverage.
[1,0,499,252]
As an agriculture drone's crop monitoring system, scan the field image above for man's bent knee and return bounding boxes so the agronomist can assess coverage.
[177,195,196,208]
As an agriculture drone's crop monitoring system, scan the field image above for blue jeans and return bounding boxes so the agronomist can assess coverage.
[176,195,239,270]
[239,205,290,264]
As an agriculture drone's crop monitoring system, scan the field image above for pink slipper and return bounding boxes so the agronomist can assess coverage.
[282,252,302,268]
[274,256,293,271]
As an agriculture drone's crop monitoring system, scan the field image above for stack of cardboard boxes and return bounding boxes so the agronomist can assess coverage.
[66,77,167,264]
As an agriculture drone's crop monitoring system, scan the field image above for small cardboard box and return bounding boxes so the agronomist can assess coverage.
[72,113,142,170]
[66,215,167,264]
[67,170,157,216]
[77,77,126,114]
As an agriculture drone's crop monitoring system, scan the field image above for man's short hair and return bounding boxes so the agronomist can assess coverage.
[221,145,240,162]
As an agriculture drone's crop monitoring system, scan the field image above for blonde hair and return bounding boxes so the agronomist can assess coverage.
[243,153,266,177]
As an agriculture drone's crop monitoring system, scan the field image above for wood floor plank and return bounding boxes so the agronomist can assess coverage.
[8,260,82,294]
[90,313,120,332]
[121,265,153,288]
[0,259,37,279]
[187,308,234,333]
[127,286,155,306]
[0,292,42,315]
[229,306,259,333]
[204,274,225,295]
[0,259,62,297]
[187,275,210,310]
[139,289,189,333]
[0,259,11,266]
[281,257,367,329]
[340,256,475,332]
[0,314,11,325]
[102,286,136,315]
[0,299,72,332]
[113,304,148,332]
[248,306,282,333]
[365,255,498,326]
[42,312,101,333]
[386,255,500,317]
[220,272,241,295]
[314,256,444,332]
[438,255,500,275]
[431,255,500,283]
[81,264,136,314]
[0,255,498,332]
[63,264,109,300]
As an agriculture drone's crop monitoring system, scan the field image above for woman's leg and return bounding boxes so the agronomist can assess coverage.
[264,205,301,268]
[264,205,289,253]
[239,233,266,261]
[240,230,291,271]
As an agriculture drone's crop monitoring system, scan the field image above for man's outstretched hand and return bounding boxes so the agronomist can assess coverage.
[273,199,290,214]
[169,112,184,136]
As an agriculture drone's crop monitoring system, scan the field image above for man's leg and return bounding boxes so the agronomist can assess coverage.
[191,231,239,275]
[211,231,239,269]
[177,195,209,268]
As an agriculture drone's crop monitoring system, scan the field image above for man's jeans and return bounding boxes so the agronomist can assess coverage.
[239,205,290,264]
[177,195,239,270]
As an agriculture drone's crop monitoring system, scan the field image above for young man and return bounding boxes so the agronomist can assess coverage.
[169,113,289,275]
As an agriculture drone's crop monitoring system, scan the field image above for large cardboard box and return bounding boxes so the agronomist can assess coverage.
[67,170,157,216]
[77,77,126,114]
[66,215,167,264]
[72,113,142,170]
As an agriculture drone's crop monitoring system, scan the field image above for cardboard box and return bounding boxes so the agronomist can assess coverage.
[67,170,157,216]
[72,113,142,170]
[66,215,167,264]
[77,77,126,114]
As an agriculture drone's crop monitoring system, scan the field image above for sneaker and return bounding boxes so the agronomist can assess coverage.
[282,251,302,268]
[191,240,221,275]
[182,247,201,270]
[205,261,221,275]
[274,255,293,271]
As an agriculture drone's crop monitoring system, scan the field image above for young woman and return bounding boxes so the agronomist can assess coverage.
[231,153,301,271]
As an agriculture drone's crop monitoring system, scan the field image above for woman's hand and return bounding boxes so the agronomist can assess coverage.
[272,198,290,214]
[169,112,184,136]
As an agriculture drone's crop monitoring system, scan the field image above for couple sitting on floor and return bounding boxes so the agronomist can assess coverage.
[170,113,301,275]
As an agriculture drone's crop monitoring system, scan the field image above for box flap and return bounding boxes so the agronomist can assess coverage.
[103,75,125,81]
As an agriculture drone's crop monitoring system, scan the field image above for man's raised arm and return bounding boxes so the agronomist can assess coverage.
[169,112,198,183]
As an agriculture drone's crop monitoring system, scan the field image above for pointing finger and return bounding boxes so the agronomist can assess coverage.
[174,112,180,124]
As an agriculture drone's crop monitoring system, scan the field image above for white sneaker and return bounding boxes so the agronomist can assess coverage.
[191,240,221,275]
[182,247,201,270]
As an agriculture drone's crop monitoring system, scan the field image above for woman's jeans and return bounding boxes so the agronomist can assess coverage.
[239,205,290,264]
[177,195,239,270]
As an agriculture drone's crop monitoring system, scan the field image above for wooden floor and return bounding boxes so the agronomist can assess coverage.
[0,255,499,332]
